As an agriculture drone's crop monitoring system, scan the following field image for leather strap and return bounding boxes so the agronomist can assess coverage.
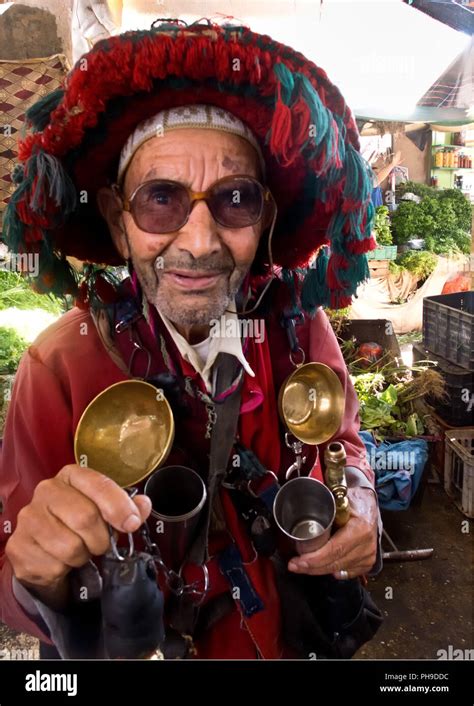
[168,352,243,638]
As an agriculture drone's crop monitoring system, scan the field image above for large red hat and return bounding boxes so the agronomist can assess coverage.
[2,19,376,311]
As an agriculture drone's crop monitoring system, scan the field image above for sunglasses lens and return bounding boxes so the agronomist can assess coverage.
[129,177,266,233]
[132,181,188,233]
[211,178,264,228]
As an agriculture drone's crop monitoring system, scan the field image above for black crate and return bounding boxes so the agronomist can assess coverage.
[342,319,401,358]
[422,291,474,370]
[413,343,473,427]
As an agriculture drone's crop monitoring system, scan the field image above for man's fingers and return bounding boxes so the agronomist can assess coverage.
[6,533,69,588]
[37,481,112,556]
[57,465,144,533]
[288,518,377,575]
[289,527,351,570]
[22,508,90,568]
[289,545,366,575]
[133,494,152,523]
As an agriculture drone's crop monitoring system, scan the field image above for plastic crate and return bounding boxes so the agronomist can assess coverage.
[444,429,474,518]
[412,343,473,427]
[422,291,474,370]
[342,319,402,357]
[366,245,397,261]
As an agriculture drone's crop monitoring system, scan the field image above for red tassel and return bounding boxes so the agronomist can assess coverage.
[269,84,293,165]
[327,253,349,290]
[330,292,352,310]
[17,134,40,161]
[23,225,44,243]
[346,236,377,255]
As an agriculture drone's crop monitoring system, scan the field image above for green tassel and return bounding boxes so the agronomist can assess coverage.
[2,200,25,253]
[343,144,372,203]
[301,248,330,315]
[30,246,79,297]
[25,88,64,132]
[297,74,332,161]
[30,150,77,215]
[326,210,347,255]
[281,267,301,316]
[273,62,295,104]
[340,253,370,301]
[1,172,35,252]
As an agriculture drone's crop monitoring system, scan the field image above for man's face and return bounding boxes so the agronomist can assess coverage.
[107,128,265,330]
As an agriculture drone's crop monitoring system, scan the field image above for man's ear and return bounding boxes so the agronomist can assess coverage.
[97,186,130,259]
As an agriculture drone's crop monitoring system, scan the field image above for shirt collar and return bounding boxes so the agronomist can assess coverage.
[156,298,255,393]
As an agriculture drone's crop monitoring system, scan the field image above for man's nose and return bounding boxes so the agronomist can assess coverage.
[173,199,222,259]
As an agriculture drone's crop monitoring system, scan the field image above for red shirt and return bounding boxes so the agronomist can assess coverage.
[0,298,372,658]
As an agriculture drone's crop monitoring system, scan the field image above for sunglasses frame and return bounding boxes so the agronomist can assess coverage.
[112,174,274,233]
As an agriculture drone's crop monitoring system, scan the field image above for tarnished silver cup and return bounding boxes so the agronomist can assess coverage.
[144,465,207,570]
[273,477,336,557]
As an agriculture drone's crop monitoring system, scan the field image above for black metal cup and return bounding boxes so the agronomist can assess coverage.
[144,465,207,570]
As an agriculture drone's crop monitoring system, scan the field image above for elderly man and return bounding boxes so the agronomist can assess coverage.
[0,21,380,659]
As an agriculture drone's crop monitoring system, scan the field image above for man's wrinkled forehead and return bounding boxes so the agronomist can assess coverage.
[123,129,262,192]
[117,103,266,185]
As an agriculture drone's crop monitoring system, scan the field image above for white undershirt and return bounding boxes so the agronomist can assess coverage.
[156,298,255,394]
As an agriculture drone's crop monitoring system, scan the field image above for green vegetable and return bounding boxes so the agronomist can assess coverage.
[373,206,392,246]
[390,187,471,256]
[379,384,398,406]
[351,370,429,440]
[0,326,28,373]
[389,251,438,280]
[0,271,63,314]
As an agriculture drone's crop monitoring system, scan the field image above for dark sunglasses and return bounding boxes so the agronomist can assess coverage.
[113,175,274,234]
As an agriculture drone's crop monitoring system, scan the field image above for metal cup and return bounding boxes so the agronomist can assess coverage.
[144,465,207,570]
[273,477,336,557]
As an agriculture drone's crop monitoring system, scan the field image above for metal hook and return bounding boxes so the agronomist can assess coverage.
[108,525,134,561]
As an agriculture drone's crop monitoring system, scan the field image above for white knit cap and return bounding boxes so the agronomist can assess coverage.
[117,104,266,184]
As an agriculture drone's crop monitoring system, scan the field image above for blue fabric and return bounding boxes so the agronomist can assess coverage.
[358,431,429,511]
[218,544,264,618]
[371,186,383,207]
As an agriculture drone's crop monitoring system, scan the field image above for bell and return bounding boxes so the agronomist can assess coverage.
[74,380,175,487]
[277,362,345,445]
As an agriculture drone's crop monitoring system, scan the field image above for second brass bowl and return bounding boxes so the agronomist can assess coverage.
[278,362,345,445]
[74,380,174,487]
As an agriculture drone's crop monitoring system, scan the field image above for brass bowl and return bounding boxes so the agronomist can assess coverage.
[74,380,174,487]
[277,362,345,445]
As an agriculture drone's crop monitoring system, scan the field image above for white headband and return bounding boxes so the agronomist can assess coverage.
[117,104,266,184]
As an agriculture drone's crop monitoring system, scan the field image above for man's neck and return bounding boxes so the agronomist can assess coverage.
[172,322,210,345]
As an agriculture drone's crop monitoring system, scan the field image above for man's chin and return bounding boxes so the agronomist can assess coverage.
[155,290,231,326]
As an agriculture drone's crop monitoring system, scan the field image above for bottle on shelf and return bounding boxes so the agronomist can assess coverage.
[435,150,443,167]
[453,152,459,168]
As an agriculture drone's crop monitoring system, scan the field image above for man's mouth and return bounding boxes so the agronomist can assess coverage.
[162,269,227,290]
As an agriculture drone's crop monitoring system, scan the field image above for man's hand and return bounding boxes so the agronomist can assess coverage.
[6,465,152,600]
[287,486,378,579]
